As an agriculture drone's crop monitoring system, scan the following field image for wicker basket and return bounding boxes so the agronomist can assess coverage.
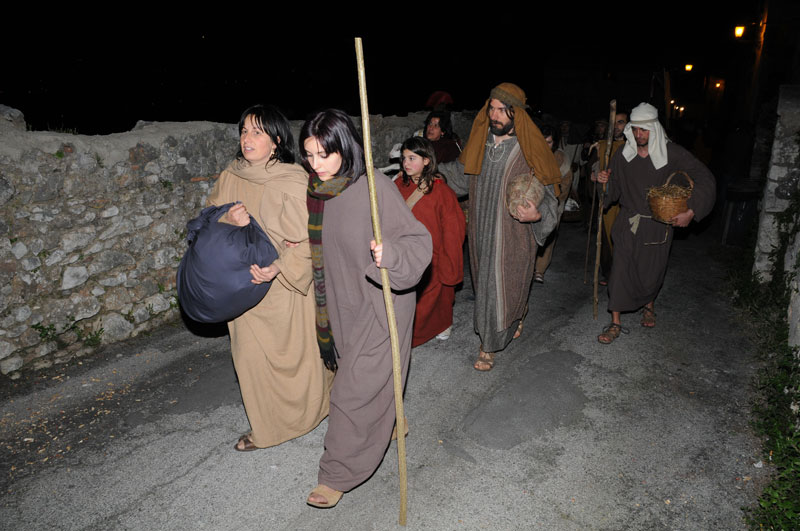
[647,171,693,224]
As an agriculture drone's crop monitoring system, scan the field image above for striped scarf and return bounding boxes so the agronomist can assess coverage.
[307,172,353,372]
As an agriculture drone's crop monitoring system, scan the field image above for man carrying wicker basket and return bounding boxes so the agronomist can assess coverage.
[593,102,716,343]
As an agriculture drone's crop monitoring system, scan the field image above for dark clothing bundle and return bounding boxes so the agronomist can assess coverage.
[176,202,278,323]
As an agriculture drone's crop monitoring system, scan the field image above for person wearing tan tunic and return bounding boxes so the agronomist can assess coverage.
[207,105,333,450]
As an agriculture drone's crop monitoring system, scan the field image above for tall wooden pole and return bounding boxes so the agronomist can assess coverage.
[593,100,616,319]
[354,37,408,526]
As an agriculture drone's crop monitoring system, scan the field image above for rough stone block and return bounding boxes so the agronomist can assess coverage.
[0,339,13,360]
[62,266,89,290]
[87,250,135,276]
[0,355,23,374]
[5,324,27,338]
[789,278,798,348]
[11,241,27,259]
[99,272,127,287]
[13,306,31,322]
[0,173,15,203]
[20,256,41,271]
[100,313,135,342]
[68,293,101,321]
[101,206,120,218]
[153,247,177,269]
[144,294,170,314]
[99,219,134,240]
[60,227,97,253]
[45,249,66,267]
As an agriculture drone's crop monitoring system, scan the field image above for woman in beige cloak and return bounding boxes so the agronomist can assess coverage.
[207,105,334,450]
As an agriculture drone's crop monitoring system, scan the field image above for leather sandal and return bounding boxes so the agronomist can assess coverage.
[234,433,259,452]
[597,323,629,344]
[641,306,656,328]
[474,348,495,371]
[513,320,524,339]
[307,484,343,508]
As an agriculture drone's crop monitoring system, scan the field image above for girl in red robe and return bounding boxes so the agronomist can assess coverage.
[395,137,466,346]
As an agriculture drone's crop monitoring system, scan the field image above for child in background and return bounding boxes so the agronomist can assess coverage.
[395,137,466,346]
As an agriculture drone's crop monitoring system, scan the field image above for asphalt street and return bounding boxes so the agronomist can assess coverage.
[0,218,767,530]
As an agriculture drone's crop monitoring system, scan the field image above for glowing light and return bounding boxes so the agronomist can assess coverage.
[679,107,685,112]
[735,26,745,38]
[715,82,721,88]
[685,64,693,72]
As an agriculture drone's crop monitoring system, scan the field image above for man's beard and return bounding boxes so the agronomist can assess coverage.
[489,120,514,137]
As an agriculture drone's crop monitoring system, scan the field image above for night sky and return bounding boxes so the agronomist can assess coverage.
[2,4,768,137]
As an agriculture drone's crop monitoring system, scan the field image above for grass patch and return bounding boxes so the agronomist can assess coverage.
[731,189,800,529]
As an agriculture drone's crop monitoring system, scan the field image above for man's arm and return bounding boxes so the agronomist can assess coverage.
[515,184,558,246]
[671,144,716,224]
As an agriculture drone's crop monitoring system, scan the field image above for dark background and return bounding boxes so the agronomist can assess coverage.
[2,3,795,143]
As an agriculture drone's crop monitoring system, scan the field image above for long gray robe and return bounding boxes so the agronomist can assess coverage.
[440,136,558,352]
[318,172,432,492]
[606,142,716,311]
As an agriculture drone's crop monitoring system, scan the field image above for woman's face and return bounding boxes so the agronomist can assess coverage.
[240,115,278,166]
[401,149,429,180]
[544,135,554,150]
[303,136,342,181]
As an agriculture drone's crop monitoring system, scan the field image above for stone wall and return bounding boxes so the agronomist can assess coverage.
[0,106,474,378]
[751,86,800,347]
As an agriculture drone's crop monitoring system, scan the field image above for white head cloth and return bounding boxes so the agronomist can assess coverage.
[622,102,669,169]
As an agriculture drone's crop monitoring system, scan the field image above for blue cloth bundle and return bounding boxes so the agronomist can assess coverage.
[177,202,278,323]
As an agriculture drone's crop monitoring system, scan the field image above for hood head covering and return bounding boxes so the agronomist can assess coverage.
[621,102,669,169]
[459,83,561,186]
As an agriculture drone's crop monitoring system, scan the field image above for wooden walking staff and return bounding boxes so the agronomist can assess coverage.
[354,37,409,526]
[583,173,598,284]
[593,99,616,319]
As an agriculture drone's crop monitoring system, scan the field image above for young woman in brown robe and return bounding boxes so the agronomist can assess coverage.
[301,110,432,508]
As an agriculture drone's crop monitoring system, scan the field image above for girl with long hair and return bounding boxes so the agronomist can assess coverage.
[396,136,465,345]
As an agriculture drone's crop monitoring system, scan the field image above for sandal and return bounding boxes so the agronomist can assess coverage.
[533,272,544,284]
[641,306,656,328]
[233,433,259,452]
[307,484,343,508]
[513,320,524,339]
[597,323,629,344]
[473,348,495,371]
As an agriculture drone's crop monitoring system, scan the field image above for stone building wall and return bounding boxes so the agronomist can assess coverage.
[0,106,475,377]
[752,86,800,347]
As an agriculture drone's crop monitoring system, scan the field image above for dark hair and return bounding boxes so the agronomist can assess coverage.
[400,137,441,194]
[423,111,454,140]
[298,109,365,180]
[236,104,296,164]
[539,125,559,152]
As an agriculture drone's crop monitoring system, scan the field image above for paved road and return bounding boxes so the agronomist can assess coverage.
[0,219,767,530]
